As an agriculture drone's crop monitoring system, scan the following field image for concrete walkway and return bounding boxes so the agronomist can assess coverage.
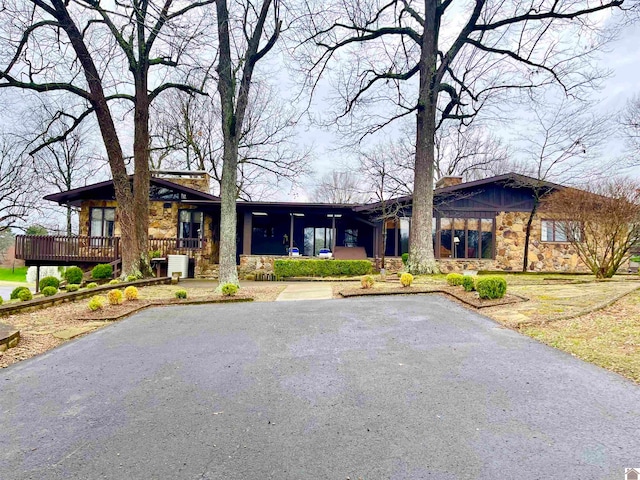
[275,282,333,301]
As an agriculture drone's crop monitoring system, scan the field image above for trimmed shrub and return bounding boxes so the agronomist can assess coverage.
[401,253,409,265]
[91,263,113,279]
[175,289,187,299]
[475,276,507,299]
[18,289,33,301]
[86,282,98,289]
[88,295,106,311]
[10,286,30,300]
[446,273,464,286]
[461,276,476,292]
[221,283,239,296]
[124,286,139,301]
[107,289,124,305]
[39,276,60,291]
[109,279,121,285]
[126,275,138,282]
[361,275,375,289]
[66,284,80,293]
[400,273,414,287]
[41,286,58,297]
[149,249,162,259]
[64,266,84,285]
[274,259,372,278]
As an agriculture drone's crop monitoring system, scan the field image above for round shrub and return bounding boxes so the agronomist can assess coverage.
[64,266,84,285]
[39,276,60,291]
[88,295,106,311]
[400,273,414,287]
[124,286,139,301]
[109,279,121,285]
[86,282,98,289]
[126,275,138,282]
[401,253,409,265]
[41,286,58,297]
[475,276,507,300]
[461,276,476,292]
[221,283,239,296]
[446,273,464,286]
[10,286,30,300]
[361,275,375,289]
[66,284,80,293]
[107,289,124,305]
[18,289,33,301]
[175,289,187,299]
[91,263,113,279]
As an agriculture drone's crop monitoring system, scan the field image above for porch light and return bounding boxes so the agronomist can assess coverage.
[252,212,268,216]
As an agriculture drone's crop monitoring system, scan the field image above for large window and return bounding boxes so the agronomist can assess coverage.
[541,219,570,242]
[304,227,333,256]
[90,207,115,237]
[178,210,203,247]
[436,216,494,259]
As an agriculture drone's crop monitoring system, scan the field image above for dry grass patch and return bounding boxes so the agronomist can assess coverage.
[520,291,640,382]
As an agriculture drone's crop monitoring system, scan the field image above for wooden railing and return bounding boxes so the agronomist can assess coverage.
[15,235,120,263]
[15,235,205,263]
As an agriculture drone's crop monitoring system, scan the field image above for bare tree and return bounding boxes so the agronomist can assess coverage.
[313,170,367,203]
[509,98,613,271]
[152,79,311,200]
[541,178,640,278]
[299,0,624,274]
[215,0,282,286]
[0,0,215,277]
[359,142,414,269]
[621,94,640,161]
[0,134,36,232]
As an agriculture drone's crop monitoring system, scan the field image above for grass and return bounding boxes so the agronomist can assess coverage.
[520,291,640,382]
[0,266,28,282]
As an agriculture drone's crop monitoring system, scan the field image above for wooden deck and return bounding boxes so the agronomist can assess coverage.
[15,235,204,265]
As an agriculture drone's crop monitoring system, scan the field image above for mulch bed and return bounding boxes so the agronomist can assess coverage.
[337,284,527,309]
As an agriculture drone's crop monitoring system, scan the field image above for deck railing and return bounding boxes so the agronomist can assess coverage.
[15,235,204,263]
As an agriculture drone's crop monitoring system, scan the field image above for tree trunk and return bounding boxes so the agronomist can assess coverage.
[522,199,538,272]
[407,2,439,275]
[66,205,72,236]
[131,70,152,278]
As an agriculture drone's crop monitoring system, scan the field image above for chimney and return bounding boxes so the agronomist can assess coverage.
[436,176,463,189]
[151,170,211,194]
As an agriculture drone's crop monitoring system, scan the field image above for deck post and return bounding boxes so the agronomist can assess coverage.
[35,265,40,293]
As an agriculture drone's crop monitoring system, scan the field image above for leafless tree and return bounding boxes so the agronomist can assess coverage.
[508,97,613,271]
[152,78,311,200]
[0,134,36,232]
[313,170,368,203]
[541,178,640,278]
[621,94,640,162]
[215,0,282,286]
[298,0,624,274]
[0,0,215,277]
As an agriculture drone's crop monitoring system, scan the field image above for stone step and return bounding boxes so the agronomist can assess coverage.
[0,322,20,352]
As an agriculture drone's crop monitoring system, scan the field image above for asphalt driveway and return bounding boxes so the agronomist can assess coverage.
[1,295,639,479]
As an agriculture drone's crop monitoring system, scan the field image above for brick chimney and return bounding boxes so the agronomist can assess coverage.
[151,170,211,194]
[436,176,464,189]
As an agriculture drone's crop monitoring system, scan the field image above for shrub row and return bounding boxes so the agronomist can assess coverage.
[274,259,372,278]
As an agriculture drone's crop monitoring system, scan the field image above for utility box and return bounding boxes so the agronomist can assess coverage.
[167,254,189,279]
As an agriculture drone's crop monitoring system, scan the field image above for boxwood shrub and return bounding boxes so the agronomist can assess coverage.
[18,289,33,301]
[41,286,58,297]
[461,276,475,292]
[274,259,372,278]
[446,273,464,286]
[475,276,507,299]
[91,263,113,279]
[66,284,80,292]
[64,266,84,285]
[10,286,30,300]
[39,276,60,291]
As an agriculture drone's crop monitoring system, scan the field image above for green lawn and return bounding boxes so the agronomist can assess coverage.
[0,267,28,282]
